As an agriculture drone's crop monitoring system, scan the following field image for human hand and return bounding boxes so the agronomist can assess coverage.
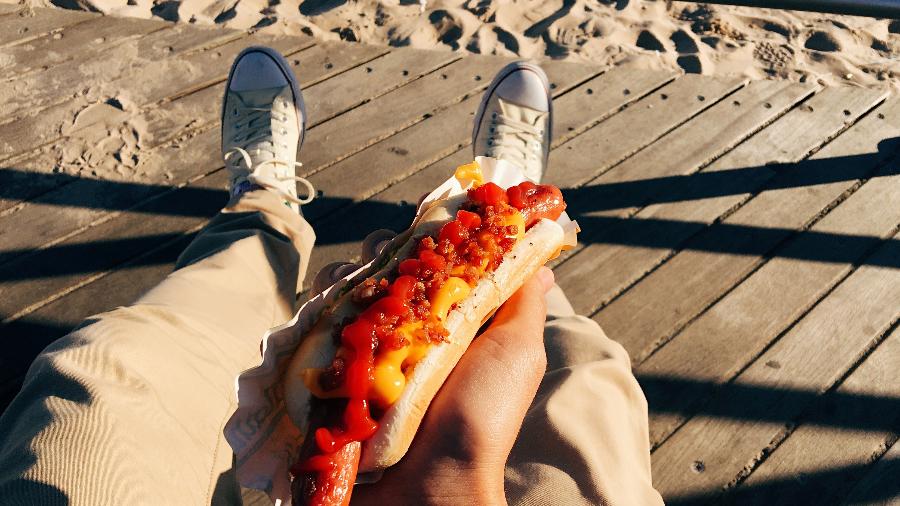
[351,267,554,506]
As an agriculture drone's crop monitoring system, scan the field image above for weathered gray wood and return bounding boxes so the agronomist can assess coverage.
[650,236,900,501]
[593,92,895,366]
[0,23,247,159]
[0,14,167,80]
[733,325,900,504]
[0,52,537,322]
[0,7,96,48]
[300,60,598,223]
[545,74,745,189]
[0,45,458,268]
[556,87,887,318]
[300,55,546,175]
[0,59,596,349]
[303,47,459,127]
[0,29,313,124]
[143,41,390,148]
[843,430,900,505]
[0,41,381,214]
[304,65,679,280]
[551,79,816,272]
[639,126,900,448]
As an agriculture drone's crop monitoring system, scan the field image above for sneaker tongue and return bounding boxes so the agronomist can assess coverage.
[498,98,544,127]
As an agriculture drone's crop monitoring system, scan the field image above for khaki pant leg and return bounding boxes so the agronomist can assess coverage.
[0,190,314,506]
[506,285,664,506]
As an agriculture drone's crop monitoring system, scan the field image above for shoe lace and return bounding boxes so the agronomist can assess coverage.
[225,146,315,205]
[485,111,544,168]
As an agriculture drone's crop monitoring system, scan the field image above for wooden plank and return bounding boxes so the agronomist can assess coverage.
[639,140,900,447]
[300,60,597,223]
[0,40,380,213]
[545,74,744,188]
[300,55,530,175]
[551,80,815,272]
[304,66,679,280]
[555,87,887,318]
[303,47,459,126]
[0,45,456,266]
[142,40,390,148]
[0,14,167,80]
[0,22,247,158]
[649,236,900,502]
[0,7,97,47]
[0,29,313,124]
[731,326,900,505]
[593,94,897,366]
[843,433,900,505]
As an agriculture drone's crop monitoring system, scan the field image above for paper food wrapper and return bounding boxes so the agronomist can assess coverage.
[223,157,579,504]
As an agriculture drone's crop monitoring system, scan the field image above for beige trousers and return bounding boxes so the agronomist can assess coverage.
[0,189,663,506]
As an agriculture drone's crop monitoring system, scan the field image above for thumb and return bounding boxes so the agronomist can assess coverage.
[417,268,553,461]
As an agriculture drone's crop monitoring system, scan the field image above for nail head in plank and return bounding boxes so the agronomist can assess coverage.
[0,7,97,47]
[557,86,886,319]
[650,237,900,500]
[640,137,900,447]
[0,15,167,80]
[735,325,900,504]
[546,74,745,189]
[592,89,893,367]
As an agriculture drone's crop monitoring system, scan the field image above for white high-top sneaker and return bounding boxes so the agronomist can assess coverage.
[222,46,315,213]
[472,61,553,183]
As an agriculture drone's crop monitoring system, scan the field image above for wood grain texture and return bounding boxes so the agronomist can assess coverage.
[554,87,886,319]
[735,324,900,505]
[650,236,900,502]
[0,15,166,80]
[635,98,900,451]
[0,7,96,47]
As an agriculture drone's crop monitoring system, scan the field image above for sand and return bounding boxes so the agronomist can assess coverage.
[16,0,899,91]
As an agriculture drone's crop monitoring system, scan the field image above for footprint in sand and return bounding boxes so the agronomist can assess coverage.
[671,29,704,74]
[636,29,665,52]
[805,31,841,52]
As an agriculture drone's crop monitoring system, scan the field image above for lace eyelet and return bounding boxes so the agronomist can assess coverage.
[281,128,288,135]
[232,108,239,117]
[487,139,493,146]
[491,112,497,119]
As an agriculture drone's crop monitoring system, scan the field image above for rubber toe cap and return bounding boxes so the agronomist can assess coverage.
[495,69,550,112]
[229,51,289,91]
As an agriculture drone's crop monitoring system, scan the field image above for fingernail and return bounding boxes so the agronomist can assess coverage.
[537,266,554,292]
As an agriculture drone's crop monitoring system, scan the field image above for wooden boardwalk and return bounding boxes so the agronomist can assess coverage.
[1,6,899,505]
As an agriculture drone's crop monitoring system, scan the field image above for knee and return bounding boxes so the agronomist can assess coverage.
[543,315,632,371]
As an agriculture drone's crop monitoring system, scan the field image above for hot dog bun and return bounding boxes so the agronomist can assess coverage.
[283,194,567,473]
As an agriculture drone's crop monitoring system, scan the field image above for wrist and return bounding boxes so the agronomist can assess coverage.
[418,459,506,506]
[354,458,506,506]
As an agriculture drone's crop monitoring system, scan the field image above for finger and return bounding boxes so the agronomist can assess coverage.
[311,262,360,295]
[361,229,397,263]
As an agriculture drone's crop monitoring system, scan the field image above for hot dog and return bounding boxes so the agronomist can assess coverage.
[282,161,574,506]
